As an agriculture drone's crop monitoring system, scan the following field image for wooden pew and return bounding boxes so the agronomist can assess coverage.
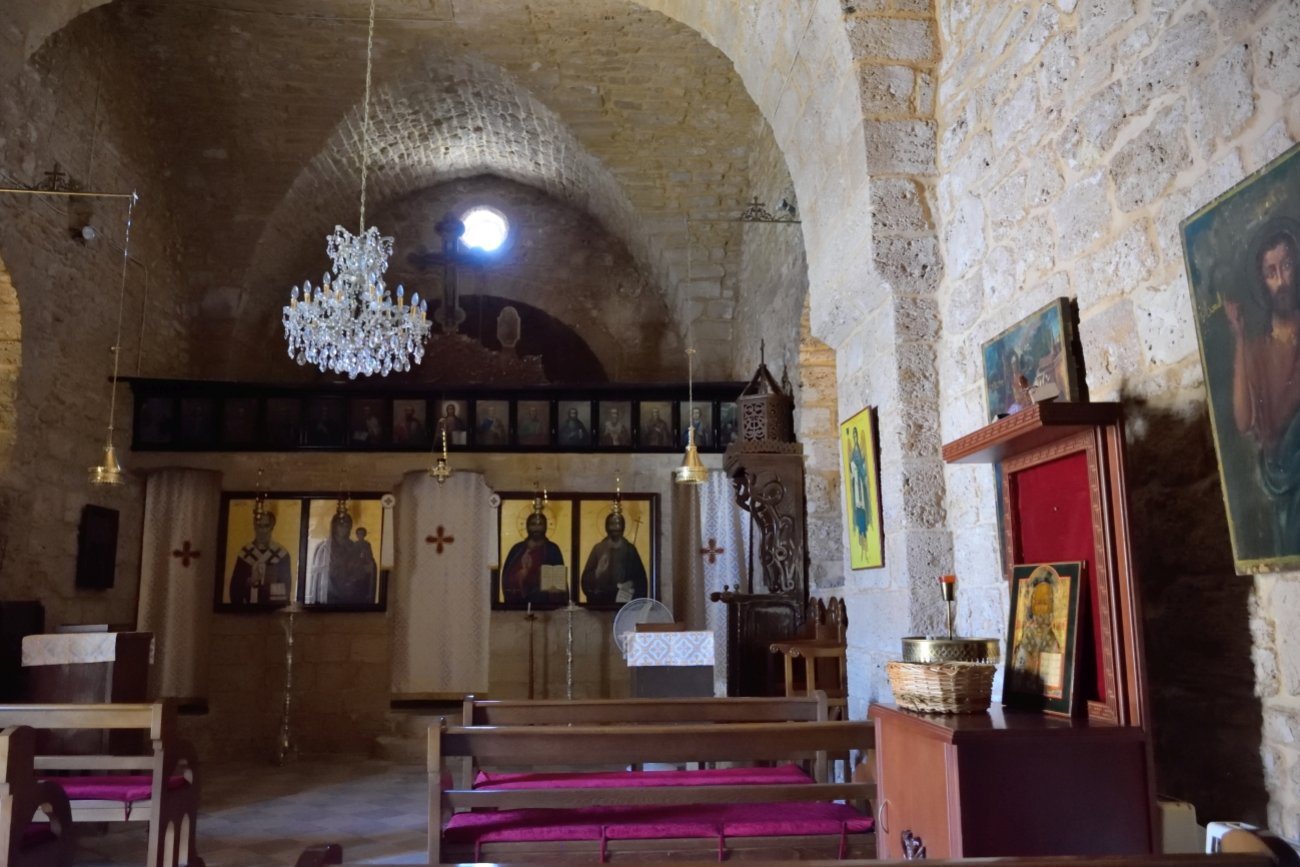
[302,827,1300,867]
[461,692,829,726]
[460,693,838,779]
[302,857,1297,867]
[1,726,74,867]
[0,703,203,867]
[429,719,876,864]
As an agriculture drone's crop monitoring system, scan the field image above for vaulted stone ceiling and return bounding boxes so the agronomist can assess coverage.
[47,0,777,381]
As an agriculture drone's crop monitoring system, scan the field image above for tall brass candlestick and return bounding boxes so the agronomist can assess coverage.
[275,604,299,765]
[565,598,577,700]
[525,602,536,700]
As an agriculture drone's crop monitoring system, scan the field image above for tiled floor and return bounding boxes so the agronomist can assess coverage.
[77,757,429,866]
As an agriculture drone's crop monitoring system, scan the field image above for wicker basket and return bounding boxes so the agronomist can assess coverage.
[886,660,995,714]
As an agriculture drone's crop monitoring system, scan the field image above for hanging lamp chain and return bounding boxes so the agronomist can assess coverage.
[105,191,138,443]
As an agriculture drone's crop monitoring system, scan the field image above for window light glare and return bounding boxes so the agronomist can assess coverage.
[462,208,508,252]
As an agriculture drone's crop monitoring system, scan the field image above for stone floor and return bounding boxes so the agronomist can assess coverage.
[76,757,428,866]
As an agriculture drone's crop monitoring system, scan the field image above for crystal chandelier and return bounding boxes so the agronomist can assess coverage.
[282,0,430,379]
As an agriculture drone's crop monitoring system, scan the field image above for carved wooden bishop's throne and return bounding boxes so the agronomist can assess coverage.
[711,361,809,696]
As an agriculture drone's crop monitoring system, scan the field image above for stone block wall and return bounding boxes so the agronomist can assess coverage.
[934,0,1299,829]
[0,20,190,630]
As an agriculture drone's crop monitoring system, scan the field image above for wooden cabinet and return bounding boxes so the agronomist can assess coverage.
[870,703,1155,858]
[884,403,1158,857]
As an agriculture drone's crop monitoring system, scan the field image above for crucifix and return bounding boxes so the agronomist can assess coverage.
[407,214,469,335]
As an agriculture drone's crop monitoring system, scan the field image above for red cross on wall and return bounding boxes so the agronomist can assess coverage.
[700,537,725,565]
[172,541,201,567]
[425,526,456,554]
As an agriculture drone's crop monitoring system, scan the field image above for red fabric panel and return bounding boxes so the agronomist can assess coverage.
[474,763,812,790]
[1010,451,1105,701]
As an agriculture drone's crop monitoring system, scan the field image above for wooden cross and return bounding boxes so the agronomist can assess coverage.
[425,525,456,554]
[172,541,201,567]
[700,537,725,565]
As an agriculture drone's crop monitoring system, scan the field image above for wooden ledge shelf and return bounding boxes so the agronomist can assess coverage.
[942,401,1121,465]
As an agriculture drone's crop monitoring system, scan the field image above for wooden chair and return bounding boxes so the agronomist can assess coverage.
[0,702,202,867]
[771,597,848,718]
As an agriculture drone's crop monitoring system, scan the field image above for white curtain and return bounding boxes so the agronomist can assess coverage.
[136,468,221,700]
[700,470,750,697]
[390,470,495,697]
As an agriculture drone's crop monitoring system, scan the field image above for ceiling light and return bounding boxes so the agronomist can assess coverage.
[90,193,138,486]
[674,347,707,485]
[282,0,431,379]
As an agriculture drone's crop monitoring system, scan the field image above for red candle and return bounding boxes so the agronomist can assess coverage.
[940,574,956,584]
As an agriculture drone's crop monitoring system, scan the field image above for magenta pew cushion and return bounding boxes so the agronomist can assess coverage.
[474,763,813,790]
[42,774,190,803]
[444,800,873,844]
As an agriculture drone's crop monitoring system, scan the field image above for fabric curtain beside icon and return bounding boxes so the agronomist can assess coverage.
[390,470,495,697]
[137,468,221,700]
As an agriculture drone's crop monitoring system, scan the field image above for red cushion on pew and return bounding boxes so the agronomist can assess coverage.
[446,810,605,843]
[444,801,873,844]
[474,763,814,790]
[42,774,190,803]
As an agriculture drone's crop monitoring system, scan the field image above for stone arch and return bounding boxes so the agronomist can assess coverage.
[0,254,19,478]
[639,0,949,709]
[235,51,664,376]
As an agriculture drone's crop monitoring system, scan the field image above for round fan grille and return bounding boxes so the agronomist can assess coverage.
[612,598,673,657]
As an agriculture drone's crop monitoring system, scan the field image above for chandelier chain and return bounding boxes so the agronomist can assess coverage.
[357,0,376,235]
[281,0,431,379]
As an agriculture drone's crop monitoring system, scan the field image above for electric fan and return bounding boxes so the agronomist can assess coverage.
[612,597,674,659]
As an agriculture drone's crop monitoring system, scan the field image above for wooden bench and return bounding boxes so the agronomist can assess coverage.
[1,726,74,867]
[429,719,876,864]
[0,703,203,867]
[461,693,829,726]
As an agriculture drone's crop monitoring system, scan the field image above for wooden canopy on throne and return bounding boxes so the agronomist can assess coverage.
[711,361,809,696]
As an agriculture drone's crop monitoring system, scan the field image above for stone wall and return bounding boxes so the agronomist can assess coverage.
[0,18,190,629]
[934,0,1299,829]
[798,306,844,598]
